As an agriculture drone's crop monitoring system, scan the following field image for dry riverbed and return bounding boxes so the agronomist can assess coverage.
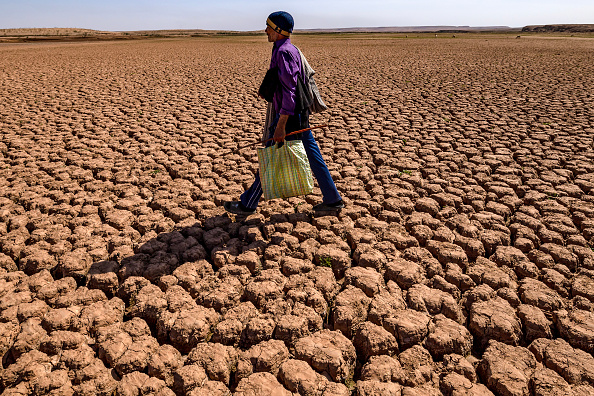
[1,35,594,395]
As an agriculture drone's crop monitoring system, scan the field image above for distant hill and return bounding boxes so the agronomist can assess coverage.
[0,28,246,42]
[522,24,594,33]
[3,24,592,43]
[0,28,121,42]
[0,28,101,36]
[295,26,520,33]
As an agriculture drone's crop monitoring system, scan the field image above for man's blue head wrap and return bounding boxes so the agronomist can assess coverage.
[267,11,294,36]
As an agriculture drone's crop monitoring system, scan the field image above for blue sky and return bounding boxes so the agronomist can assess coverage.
[2,0,593,31]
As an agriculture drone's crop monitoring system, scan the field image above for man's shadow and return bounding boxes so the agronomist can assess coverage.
[84,207,333,317]
[88,212,271,297]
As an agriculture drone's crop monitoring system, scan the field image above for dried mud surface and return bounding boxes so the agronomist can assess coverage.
[1,35,594,395]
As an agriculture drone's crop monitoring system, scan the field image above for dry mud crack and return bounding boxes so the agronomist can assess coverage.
[1,35,594,395]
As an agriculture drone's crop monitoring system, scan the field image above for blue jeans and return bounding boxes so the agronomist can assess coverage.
[240,114,342,210]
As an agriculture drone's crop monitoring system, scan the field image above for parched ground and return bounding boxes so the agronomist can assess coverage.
[1,34,594,395]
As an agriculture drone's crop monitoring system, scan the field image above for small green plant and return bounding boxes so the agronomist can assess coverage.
[128,293,137,310]
[344,376,356,391]
[205,328,213,342]
[319,256,332,268]
[150,169,161,175]
[402,139,407,145]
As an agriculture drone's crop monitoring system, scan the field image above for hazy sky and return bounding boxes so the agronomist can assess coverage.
[2,0,593,31]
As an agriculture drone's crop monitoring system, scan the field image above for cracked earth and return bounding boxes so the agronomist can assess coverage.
[1,35,594,395]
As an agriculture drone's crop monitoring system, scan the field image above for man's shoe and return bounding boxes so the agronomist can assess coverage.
[224,201,256,216]
[313,199,345,212]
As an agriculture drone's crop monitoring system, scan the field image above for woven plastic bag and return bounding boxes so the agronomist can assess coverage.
[257,140,314,200]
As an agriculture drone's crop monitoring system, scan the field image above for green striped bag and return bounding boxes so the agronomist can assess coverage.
[258,141,314,200]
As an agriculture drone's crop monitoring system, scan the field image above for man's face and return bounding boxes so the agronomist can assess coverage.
[265,25,285,42]
[265,25,276,42]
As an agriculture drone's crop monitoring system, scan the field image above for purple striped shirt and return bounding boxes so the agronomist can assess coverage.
[270,38,302,116]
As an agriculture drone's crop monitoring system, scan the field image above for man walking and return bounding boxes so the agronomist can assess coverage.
[224,11,344,215]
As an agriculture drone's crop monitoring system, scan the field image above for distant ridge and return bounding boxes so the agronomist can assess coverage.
[295,26,520,33]
[522,24,594,33]
[3,24,592,43]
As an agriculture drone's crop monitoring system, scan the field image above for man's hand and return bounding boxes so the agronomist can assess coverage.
[273,114,289,143]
